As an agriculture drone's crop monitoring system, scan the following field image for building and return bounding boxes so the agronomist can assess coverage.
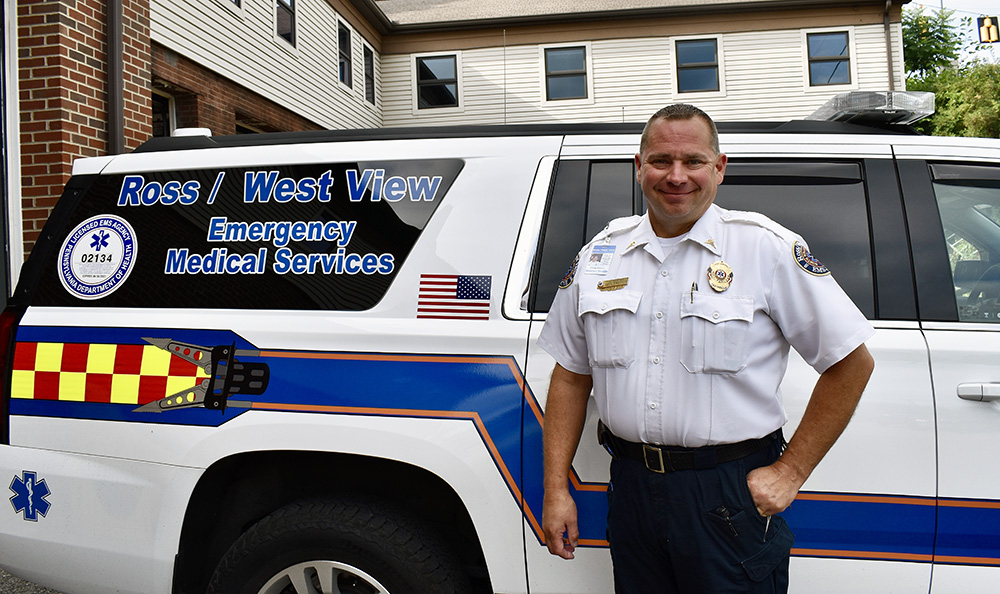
[12,0,910,260]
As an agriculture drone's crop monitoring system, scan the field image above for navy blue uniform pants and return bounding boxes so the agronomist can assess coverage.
[606,437,794,594]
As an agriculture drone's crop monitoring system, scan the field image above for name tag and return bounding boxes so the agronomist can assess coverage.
[597,277,629,291]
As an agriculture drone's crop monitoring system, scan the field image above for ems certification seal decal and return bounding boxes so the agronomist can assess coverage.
[58,214,137,300]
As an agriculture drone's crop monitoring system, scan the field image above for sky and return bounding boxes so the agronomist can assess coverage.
[909,0,1000,61]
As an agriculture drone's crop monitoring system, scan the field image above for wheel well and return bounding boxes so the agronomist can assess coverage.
[172,451,492,594]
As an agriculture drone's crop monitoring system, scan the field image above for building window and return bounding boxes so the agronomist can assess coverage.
[151,93,173,137]
[676,39,719,93]
[807,31,850,85]
[416,55,458,109]
[276,0,294,45]
[338,23,352,87]
[544,46,587,100]
[364,46,376,105]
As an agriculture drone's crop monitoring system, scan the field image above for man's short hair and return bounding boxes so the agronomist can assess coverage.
[640,104,721,156]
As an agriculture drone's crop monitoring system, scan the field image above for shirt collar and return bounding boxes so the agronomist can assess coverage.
[621,206,724,260]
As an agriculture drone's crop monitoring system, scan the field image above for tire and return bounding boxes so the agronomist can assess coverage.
[206,497,473,594]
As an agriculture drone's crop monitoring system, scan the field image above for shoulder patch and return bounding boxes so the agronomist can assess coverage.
[558,253,580,289]
[793,241,830,276]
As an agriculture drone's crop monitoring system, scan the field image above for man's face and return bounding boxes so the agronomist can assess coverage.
[634,117,727,238]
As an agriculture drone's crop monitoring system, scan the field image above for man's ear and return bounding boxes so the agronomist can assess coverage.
[715,153,728,183]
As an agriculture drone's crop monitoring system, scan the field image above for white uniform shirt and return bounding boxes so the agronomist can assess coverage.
[537,204,874,447]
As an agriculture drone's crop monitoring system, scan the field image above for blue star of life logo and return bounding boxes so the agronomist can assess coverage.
[9,471,51,522]
[90,230,110,251]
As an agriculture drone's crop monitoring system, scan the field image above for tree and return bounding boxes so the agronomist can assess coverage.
[903,6,998,137]
[909,63,1000,138]
[902,6,961,77]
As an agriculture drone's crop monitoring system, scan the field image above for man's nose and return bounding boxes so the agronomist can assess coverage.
[664,161,687,183]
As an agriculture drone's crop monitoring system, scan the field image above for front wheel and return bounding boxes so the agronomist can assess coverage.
[207,497,472,594]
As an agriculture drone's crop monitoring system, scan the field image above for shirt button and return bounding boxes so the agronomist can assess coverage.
[649,402,657,409]
[601,304,608,311]
[661,270,668,277]
[712,311,720,319]
[655,312,663,319]
[653,356,660,364]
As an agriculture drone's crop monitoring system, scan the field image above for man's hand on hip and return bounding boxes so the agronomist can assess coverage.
[746,458,804,517]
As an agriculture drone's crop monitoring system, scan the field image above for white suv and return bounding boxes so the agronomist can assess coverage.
[1,93,999,594]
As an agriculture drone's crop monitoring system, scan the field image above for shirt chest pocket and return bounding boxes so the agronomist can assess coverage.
[579,289,642,368]
[680,292,754,374]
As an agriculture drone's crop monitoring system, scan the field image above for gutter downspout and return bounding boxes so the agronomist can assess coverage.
[884,0,896,91]
[107,0,124,154]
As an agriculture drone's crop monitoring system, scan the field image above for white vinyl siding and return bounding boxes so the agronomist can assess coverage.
[381,22,901,127]
[153,0,380,130]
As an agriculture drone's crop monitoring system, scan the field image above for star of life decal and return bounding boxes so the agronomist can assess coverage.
[9,470,52,522]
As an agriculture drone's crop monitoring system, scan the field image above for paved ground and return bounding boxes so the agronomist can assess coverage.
[0,569,62,594]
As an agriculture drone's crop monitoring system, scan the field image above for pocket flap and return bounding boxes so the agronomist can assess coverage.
[742,520,795,582]
[579,289,642,316]
[680,292,754,324]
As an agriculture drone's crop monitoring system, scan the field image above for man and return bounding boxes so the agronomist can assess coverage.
[537,104,875,593]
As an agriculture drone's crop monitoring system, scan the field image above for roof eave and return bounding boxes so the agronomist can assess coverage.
[381,0,911,32]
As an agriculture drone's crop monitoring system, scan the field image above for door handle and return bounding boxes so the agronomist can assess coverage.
[957,383,1000,402]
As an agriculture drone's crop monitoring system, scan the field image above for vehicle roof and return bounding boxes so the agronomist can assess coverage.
[132,120,923,154]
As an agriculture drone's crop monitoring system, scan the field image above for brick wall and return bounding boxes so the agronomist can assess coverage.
[17,0,151,256]
[152,43,322,135]
[17,0,320,257]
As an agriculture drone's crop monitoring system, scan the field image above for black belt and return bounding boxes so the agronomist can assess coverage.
[597,421,782,473]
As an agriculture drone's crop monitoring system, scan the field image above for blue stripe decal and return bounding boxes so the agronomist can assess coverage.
[936,500,1000,565]
[8,326,1000,565]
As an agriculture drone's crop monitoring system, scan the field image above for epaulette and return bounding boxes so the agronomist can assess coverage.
[590,214,643,243]
[719,209,799,242]
[720,208,831,276]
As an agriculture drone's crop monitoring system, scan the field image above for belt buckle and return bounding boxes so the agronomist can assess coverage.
[643,444,666,473]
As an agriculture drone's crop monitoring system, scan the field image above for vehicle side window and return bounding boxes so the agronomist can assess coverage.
[715,161,875,318]
[532,159,875,318]
[28,160,463,310]
[930,164,1000,322]
[531,160,640,313]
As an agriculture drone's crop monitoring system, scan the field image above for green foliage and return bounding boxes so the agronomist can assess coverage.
[903,6,999,138]
[903,6,961,77]
[909,63,1000,138]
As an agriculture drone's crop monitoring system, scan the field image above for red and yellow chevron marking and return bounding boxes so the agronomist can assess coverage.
[10,342,208,405]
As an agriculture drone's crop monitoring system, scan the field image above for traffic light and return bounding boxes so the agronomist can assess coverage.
[979,16,999,43]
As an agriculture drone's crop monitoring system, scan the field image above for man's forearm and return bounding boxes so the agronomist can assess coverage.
[749,343,874,514]
[542,364,593,558]
[543,364,593,490]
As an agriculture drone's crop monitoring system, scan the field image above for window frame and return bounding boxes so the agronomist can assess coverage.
[803,28,857,90]
[213,0,243,17]
[275,0,295,47]
[363,45,376,105]
[150,90,176,138]
[673,36,725,96]
[539,42,594,106]
[412,52,463,114]
[338,22,353,89]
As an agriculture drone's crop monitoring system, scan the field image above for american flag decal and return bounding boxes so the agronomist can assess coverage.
[418,274,492,320]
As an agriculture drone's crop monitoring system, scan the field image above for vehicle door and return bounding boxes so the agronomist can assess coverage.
[516,134,936,594]
[897,149,1000,593]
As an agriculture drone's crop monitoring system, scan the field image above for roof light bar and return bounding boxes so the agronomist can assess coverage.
[807,91,935,125]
